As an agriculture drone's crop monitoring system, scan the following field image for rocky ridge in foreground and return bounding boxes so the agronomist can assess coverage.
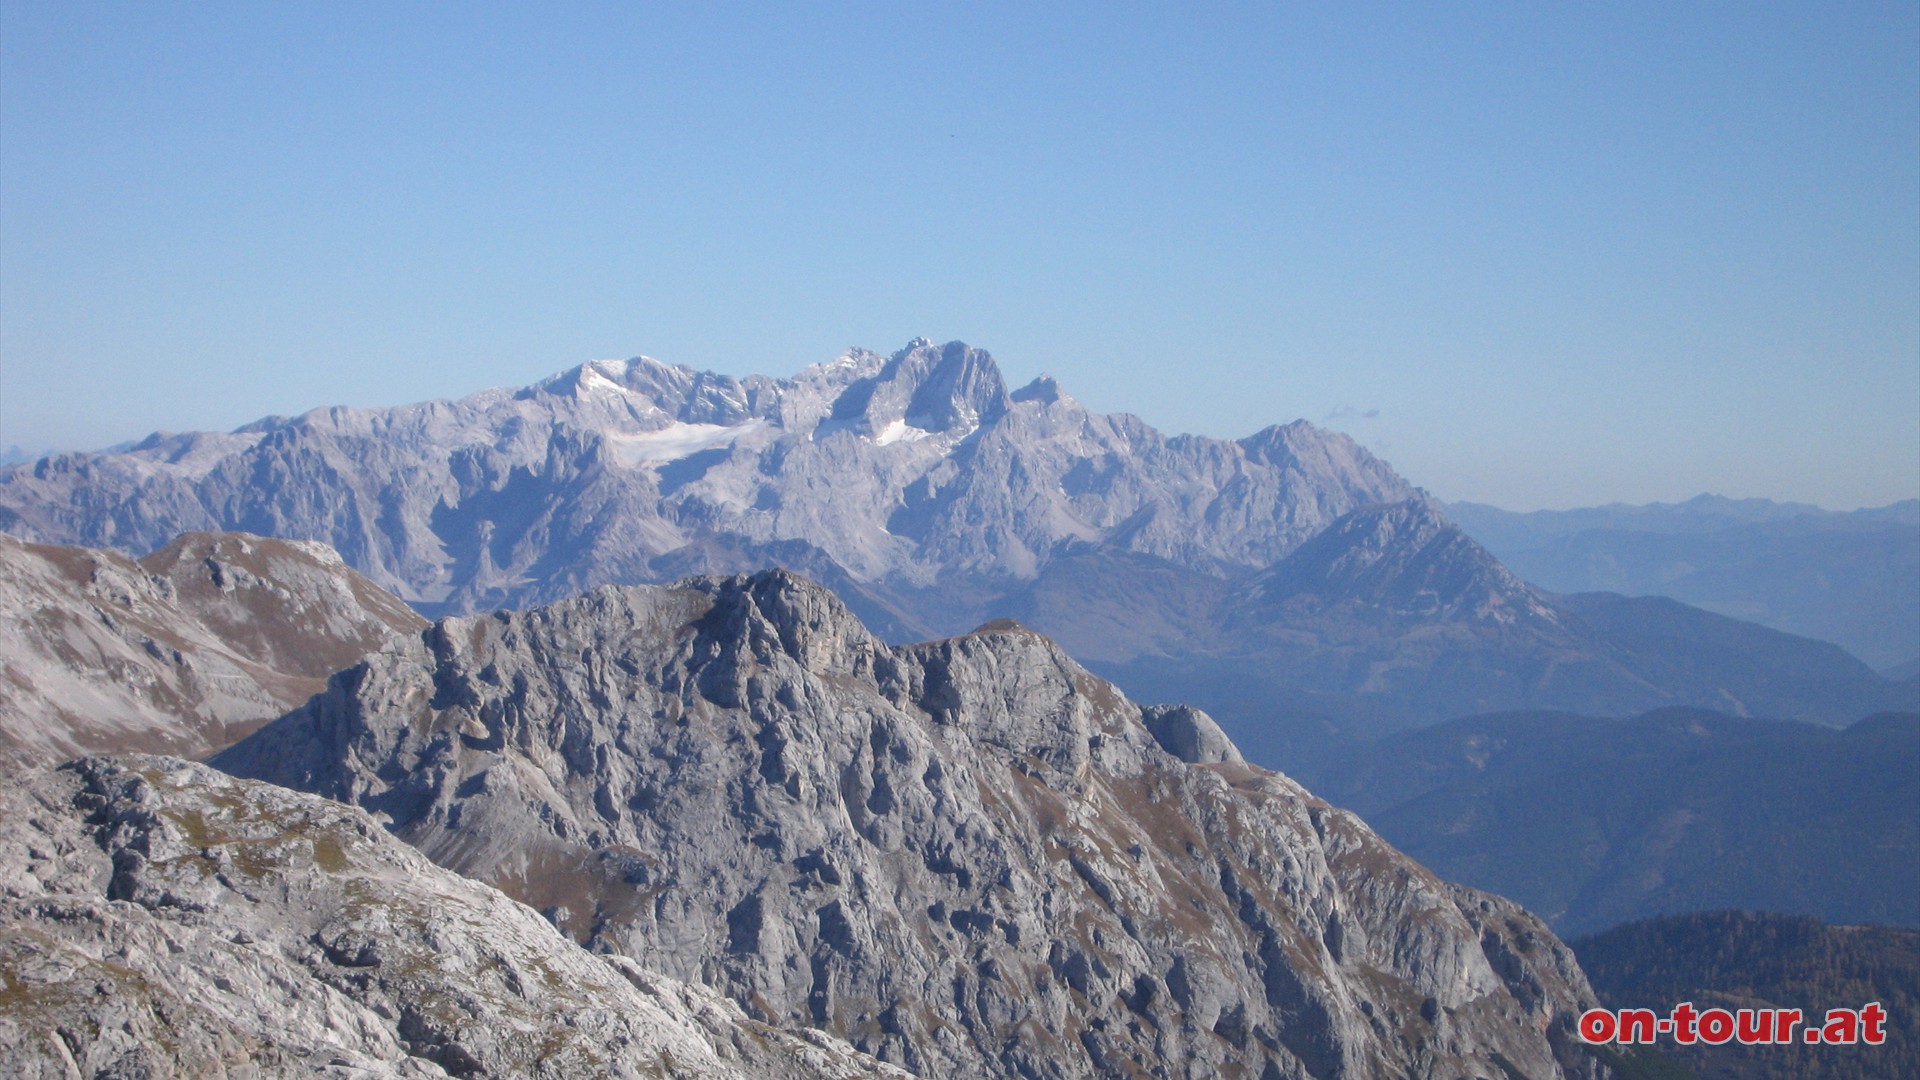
[0,756,909,1079]
[219,569,1615,1079]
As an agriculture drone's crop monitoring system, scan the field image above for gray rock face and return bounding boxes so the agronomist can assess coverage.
[217,570,1613,1079]
[0,340,1412,615]
[0,755,910,1079]
[0,531,426,768]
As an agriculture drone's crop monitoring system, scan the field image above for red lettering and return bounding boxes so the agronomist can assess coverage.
[1670,1001,1699,1044]
[1697,1008,1735,1045]
[1861,1002,1886,1045]
[1617,1008,1658,1044]
[1583,1002,1880,1047]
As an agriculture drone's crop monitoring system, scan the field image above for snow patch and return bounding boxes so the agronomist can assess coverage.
[872,419,934,446]
[608,420,768,465]
[577,362,630,397]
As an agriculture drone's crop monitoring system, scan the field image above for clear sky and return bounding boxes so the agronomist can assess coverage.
[3,2,1915,510]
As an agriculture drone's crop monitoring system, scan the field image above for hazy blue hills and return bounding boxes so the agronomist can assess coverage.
[1291,708,1920,937]
[1449,495,1920,671]
[1082,500,1914,767]
[1574,910,1920,1080]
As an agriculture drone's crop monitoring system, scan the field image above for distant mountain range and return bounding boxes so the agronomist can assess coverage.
[1449,495,1920,672]
[0,340,1412,613]
[1293,708,1920,937]
[3,341,1911,757]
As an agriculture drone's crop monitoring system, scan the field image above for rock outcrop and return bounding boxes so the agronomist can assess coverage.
[0,531,426,768]
[0,755,909,1079]
[217,570,1613,1079]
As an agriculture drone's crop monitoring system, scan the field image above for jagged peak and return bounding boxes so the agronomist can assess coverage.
[297,565,1212,777]
[821,339,1011,438]
[688,567,878,646]
[884,339,1009,427]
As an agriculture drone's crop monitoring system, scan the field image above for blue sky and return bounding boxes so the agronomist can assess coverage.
[3,2,1915,509]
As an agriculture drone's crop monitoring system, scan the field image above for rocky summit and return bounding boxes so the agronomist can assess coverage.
[0,755,909,1079]
[217,569,1614,1079]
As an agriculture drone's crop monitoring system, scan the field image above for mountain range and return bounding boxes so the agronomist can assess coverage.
[3,340,1910,762]
[1449,496,1920,673]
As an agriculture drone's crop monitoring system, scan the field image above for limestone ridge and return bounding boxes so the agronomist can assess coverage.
[0,756,909,1078]
[0,530,426,768]
[217,570,1614,1080]
[0,340,1413,612]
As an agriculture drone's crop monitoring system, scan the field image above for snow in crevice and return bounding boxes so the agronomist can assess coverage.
[872,419,934,446]
[607,420,768,465]
[577,362,631,397]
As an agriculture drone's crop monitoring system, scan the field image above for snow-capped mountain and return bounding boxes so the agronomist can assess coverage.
[2,340,1906,744]
[0,339,1411,614]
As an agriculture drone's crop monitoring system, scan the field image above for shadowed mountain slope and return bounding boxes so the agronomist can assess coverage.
[1293,709,1920,936]
[1090,499,1913,760]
